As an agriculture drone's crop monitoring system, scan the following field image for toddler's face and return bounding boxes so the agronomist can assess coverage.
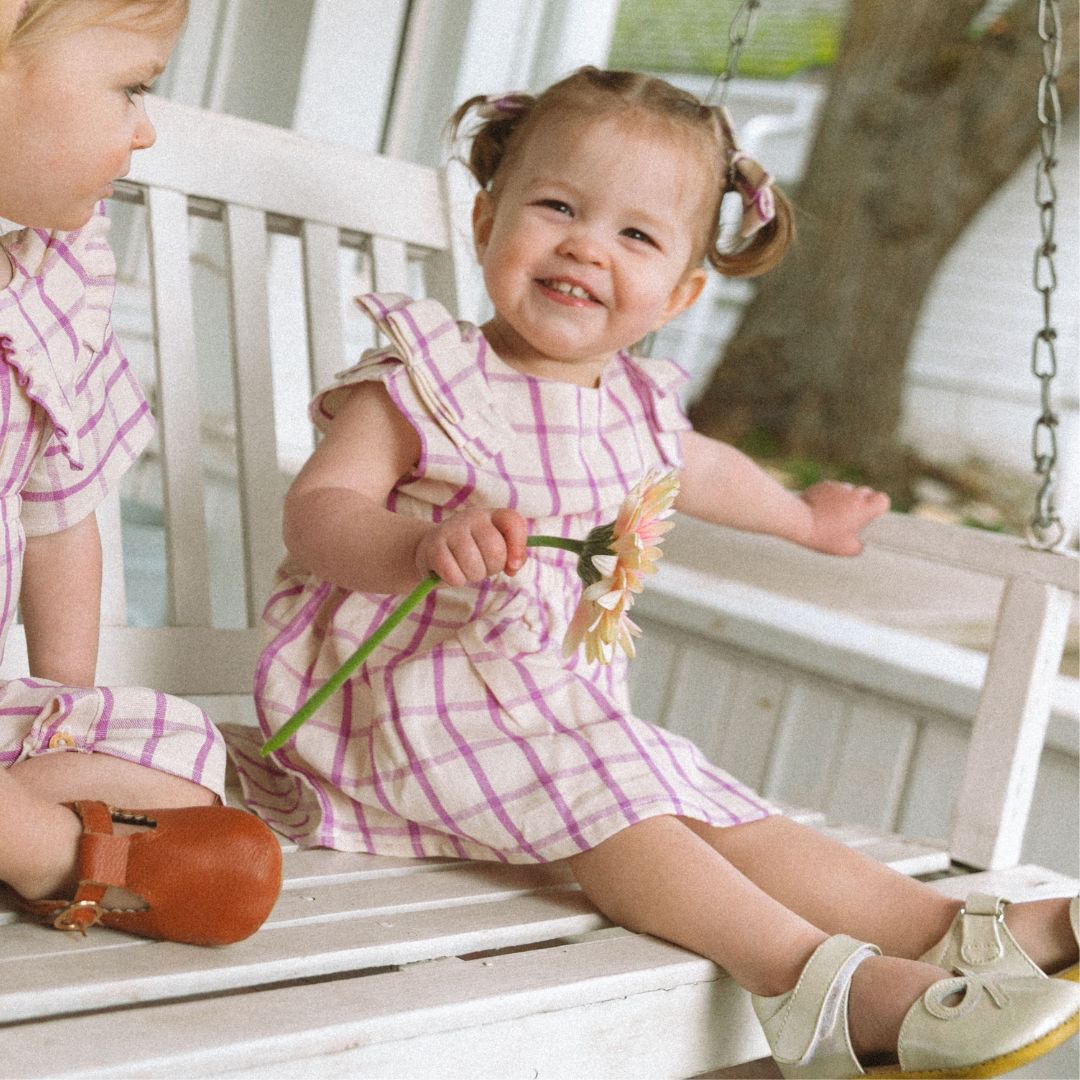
[0,12,180,230]
[473,113,708,388]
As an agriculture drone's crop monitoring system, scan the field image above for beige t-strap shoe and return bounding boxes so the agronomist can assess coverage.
[920,893,1079,982]
[751,933,1080,1078]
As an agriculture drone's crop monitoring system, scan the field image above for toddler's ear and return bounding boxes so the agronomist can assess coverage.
[653,267,707,331]
[472,191,495,259]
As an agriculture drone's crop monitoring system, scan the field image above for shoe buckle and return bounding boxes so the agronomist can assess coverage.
[958,898,1006,923]
[53,899,104,934]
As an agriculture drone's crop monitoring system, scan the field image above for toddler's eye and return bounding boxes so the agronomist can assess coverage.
[537,199,573,216]
[124,83,152,103]
[622,227,658,247]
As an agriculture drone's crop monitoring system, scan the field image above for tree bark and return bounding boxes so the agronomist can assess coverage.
[689,0,1079,481]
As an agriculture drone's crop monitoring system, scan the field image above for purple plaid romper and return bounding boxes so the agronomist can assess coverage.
[234,293,774,860]
[0,207,226,799]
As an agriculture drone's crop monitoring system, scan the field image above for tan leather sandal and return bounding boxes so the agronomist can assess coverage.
[752,934,1080,1078]
[16,800,282,946]
[920,893,1079,982]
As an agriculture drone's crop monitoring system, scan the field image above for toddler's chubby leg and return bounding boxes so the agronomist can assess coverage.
[682,814,963,958]
[1,755,217,901]
[10,748,217,808]
[0,766,81,900]
[566,814,951,1064]
[687,814,1078,979]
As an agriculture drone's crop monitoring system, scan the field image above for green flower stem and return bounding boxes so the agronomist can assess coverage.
[260,534,583,756]
[525,534,583,554]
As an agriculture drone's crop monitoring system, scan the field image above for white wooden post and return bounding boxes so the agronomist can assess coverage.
[949,575,1074,868]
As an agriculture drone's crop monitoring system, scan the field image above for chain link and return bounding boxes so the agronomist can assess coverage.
[1028,0,1065,548]
[707,1,763,107]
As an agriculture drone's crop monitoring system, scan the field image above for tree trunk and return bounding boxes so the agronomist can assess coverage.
[689,0,1079,482]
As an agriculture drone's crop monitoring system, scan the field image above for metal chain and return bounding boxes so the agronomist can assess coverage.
[707,0,763,107]
[1028,0,1065,548]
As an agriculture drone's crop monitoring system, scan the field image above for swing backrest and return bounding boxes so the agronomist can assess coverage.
[861,514,1078,869]
[0,96,467,709]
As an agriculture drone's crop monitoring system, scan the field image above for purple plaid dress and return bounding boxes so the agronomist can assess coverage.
[0,207,226,798]
[234,293,774,859]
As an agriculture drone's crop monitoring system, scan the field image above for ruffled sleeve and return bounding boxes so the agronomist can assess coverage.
[0,205,155,535]
[619,352,693,468]
[311,292,504,465]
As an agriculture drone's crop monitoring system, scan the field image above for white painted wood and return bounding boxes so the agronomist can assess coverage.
[826,700,918,833]
[300,220,347,394]
[223,203,286,624]
[95,492,127,627]
[371,234,411,295]
[714,666,789,793]
[135,97,449,250]
[84,626,259,694]
[636,565,1078,748]
[951,577,1075,868]
[626,631,680,727]
[0,936,767,1080]
[764,682,849,809]
[863,513,1080,592]
[145,185,214,627]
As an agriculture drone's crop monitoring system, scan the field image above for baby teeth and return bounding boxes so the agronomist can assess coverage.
[545,280,594,301]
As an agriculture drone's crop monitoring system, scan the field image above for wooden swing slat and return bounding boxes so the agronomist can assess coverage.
[145,185,214,627]
[140,97,449,251]
[223,203,285,626]
[300,220,347,394]
[0,887,606,1025]
[95,490,127,627]
[371,234,411,295]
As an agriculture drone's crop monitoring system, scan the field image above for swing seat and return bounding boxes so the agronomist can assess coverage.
[0,98,1075,1079]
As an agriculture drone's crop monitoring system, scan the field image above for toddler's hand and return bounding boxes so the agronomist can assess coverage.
[800,481,889,556]
[415,507,529,586]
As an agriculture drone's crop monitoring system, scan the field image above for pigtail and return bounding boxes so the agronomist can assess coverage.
[448,92,536,191]
[709,185,795,278]
[706,104,795,279]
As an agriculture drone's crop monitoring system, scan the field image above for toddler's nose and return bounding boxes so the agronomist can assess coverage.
[132,102,157,151]
[556,226,607,267]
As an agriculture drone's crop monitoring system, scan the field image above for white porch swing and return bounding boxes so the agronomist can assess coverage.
[0,3,1075,1077]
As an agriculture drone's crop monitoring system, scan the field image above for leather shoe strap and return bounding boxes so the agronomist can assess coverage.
[19,801,131,934]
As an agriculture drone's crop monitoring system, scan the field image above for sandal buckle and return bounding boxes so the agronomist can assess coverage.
[53,899,104,934]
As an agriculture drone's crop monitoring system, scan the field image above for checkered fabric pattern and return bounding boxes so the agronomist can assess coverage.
[0,207,227,800]
[235,293,775,860]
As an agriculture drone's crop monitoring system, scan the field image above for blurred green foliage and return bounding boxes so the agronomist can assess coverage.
[609,0,846,79]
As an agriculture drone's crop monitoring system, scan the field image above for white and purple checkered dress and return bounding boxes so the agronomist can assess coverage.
[0,207,227,799]
[234,293,774,859]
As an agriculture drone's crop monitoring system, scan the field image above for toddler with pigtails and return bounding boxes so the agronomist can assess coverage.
[0,0,281,946]
[236,67,1079,1076]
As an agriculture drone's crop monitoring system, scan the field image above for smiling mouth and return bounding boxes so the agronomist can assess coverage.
[539,279,600,304]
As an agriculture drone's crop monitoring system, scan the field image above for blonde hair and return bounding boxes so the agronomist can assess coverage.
[450,66,794,279]
[2,0,188,60]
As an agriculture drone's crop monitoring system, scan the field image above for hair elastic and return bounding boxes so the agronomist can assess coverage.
[475,92,532,120]
[718,107,777,239]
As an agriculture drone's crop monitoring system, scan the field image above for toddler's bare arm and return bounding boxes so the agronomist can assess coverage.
[284,383,526,593]
[676,429,888,556]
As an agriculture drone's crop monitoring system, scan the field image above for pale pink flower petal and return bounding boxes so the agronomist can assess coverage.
[561,467,680,665]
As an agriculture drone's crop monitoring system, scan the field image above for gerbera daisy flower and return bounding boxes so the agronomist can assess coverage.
[561,467,680,664]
